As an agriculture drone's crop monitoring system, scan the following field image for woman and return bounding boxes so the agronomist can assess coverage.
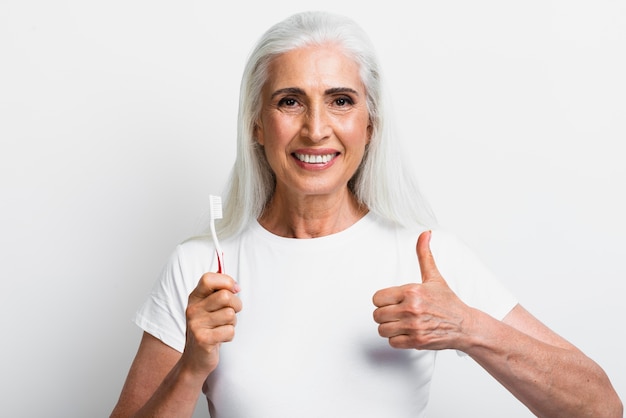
[111,11,622,417]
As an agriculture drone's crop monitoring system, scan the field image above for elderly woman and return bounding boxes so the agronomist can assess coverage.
[111,11,622,418]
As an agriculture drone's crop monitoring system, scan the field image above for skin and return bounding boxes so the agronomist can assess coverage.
[111,273,241,417]
[254,43,371,238]
[373,230,622,417]
[110,43,623,417]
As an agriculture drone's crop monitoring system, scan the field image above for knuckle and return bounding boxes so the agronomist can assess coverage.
[372,309,381,323]
[220,325,236,342]
[377,323,391,338]
[185,303,201,321]
[213,289,231,305]
[223,307,237,323]
[404,295,427,315]
[403,284,421,298]
[389,337,405,349]
[199,272,214,285]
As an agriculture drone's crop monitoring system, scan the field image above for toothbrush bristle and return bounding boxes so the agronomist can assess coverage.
[209,195,223,219]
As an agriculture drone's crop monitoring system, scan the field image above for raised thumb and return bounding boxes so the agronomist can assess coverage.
[416,230,443,283]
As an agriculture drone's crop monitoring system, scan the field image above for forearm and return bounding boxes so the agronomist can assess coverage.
[463,309,622,418]
[132,361,206,418]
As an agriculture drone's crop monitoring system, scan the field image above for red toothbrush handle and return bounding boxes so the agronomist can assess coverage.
[216,250,224,274]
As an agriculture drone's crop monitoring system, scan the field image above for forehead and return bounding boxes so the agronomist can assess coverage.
[264,44,364,92]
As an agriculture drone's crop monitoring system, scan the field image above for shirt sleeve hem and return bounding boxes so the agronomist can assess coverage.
[133,312,185,353]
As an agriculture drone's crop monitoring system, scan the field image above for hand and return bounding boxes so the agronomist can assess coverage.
[372,230,472,350]
[182,273,242,377]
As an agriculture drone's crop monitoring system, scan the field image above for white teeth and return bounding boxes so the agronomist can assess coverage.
[294,153,336,164]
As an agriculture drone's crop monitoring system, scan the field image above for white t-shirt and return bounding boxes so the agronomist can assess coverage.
[135,213,517,417]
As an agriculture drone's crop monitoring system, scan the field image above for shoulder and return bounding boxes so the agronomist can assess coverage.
[178,234,213,253]
[175,235,214,264]
[425,227,518,319]
[156,235,216,284]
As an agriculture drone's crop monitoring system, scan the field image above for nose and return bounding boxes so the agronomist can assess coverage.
[301,103,331,143]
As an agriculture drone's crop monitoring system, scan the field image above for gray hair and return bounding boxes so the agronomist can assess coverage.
[217,11,436,238]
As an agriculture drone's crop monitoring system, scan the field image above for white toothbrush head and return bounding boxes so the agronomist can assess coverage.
[209,195,223,220]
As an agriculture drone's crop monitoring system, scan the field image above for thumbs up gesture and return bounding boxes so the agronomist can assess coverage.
[372,230,473,351]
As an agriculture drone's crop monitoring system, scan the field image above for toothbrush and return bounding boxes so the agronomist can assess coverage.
[209,195,225,273]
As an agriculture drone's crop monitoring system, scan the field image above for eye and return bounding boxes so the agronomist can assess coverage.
[333,96,354,107]
[278,97,299,107]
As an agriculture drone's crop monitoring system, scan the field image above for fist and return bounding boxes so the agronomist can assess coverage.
[183,272,242,376]
[372,230,470,350]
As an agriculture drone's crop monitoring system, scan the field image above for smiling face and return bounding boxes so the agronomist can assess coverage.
[255,43,372,204]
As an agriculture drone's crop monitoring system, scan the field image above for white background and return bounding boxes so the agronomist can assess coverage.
[1,1,624,416]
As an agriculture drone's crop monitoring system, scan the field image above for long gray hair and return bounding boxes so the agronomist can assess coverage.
[216,11,436,238]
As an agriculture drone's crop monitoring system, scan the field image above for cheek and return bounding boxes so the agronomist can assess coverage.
[259,116,298,148]
[341,119,371,147]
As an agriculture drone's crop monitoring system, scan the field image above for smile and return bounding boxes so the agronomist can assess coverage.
[293,152,339,164]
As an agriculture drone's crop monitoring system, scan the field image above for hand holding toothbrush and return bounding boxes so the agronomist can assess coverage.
[179,195,239,376]
[181,272,242,377]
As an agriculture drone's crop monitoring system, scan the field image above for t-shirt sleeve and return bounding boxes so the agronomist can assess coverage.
[429,229,518,321]
[133,244,196,353]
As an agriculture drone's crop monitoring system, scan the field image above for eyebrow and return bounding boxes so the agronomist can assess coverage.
[270,87,360,100]
[270,87,305,99]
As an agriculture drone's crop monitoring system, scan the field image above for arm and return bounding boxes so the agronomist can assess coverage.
[373,231,622,418]
[110,332,199,417]
[468,303,621,418]
[111,273,242,418]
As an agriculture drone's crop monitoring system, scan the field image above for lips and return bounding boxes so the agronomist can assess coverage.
[293,152,339,164]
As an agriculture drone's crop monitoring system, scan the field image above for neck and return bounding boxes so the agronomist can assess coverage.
[258,189,368,238]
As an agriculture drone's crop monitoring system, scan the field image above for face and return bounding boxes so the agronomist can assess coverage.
[255,43,372,202]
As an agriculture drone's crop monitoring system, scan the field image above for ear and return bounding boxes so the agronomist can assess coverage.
[366,120,373,144]
[254,122,264,146]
